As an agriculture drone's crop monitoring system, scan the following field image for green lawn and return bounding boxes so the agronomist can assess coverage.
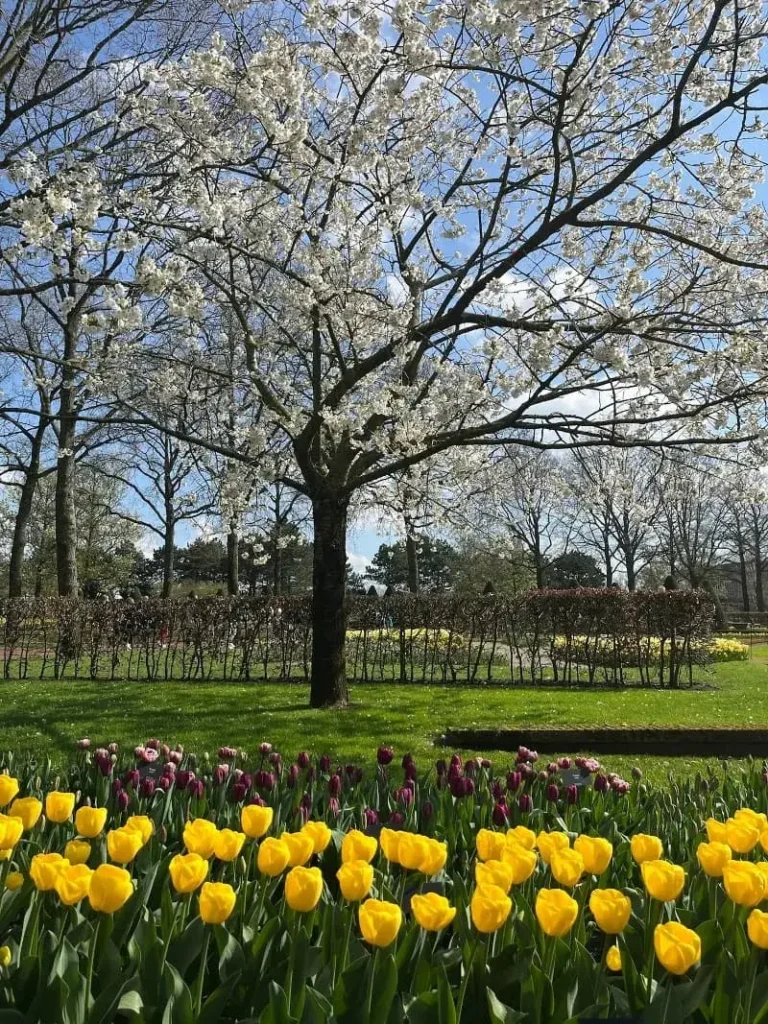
[1,653,767,784]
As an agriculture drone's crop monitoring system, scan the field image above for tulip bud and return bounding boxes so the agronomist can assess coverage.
[558,757,571,770]
[492,801,509,826]
[329,774,342,797]
[566,785,579,805]
[123,769,140,789]
[450,754,462,768]
[157,776,171,791]
[364,808,379,827]
[546,784,559,802]
[160,744,170,758]
[139,778,155,799]
[107,743,119,755]
[176,771,194,790]
[345,764,356,778]
[632,766,643,780]
[421,801,434,821]
[112,779,123,796]
[328,797,340,816]
[538,771,548,783]
[491,780,504,802]
[116,789,130,811]
[465,760,477,777]
[213,765,229,786]
[404,762,417,782]
[169,750,183,765]
[435,759,447,777]
[377,747,394,765]
[248,794,265,806]
[188,779,204,799]
[218,746,237,759]
[464,777,476,796]
[507,771,522,792]
[594,774,609,793]
[269,752,282,771]
[297,752,311,770]
[389,811,404,826]
[395,786,413,806]
[287,765,299,789]
[319,755,331,772]
[231,783,247,802]
[547,762,559,775]
[300,792,312,812]
[146,738,160,750]
[518,794,533,813]
[260,742,272,755]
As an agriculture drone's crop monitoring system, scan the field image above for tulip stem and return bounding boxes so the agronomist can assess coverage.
[455,935,480,1021]
[659,979,673,1024]
[85,915,103,1010]
[193,928,211,1017]
[366,948,380,1021]
[744,948,759,1023]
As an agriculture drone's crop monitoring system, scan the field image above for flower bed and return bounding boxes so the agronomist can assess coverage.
[0,739,764,1019]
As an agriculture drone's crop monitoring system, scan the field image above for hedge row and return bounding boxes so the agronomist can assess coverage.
[0,589,714,688]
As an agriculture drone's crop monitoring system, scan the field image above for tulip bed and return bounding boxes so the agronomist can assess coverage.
[1,743,768,1021]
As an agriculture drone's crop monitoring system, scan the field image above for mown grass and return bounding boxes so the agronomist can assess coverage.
[0,651,766,785]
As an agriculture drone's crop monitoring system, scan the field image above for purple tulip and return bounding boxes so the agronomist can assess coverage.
[249,794,265,806]
[177,771,194,790]
[345,764,356,778]
[594,774,609,793]
[450,754,462,769]
[329,774,342,797]
[492,801,509,826]
[297,752,311,770]
[319,755,331,773]
[449,775,466,799]
[301,792,312,813]
[481,758,492,769]
[188,779,205,799]
[287,765,299,789]
[254,771,275,790]
[328,797,340,817]
[95,753,112,777]
[364,808,379,827]
[546,783,559,803]
[115,789,130,811]
[259,742,272,755]
[241,773,253,790]
[491,780,504,802]
[464,777,476,797]
[377,746,394,766]
[435,759,447,777]
[218,746,237,759]
[518,793,533,813]
[389,811,404,826]
[169,750,183,765]
[507,771,522,793]
[566,785,579,805]
[269,752,282,771]
[421,800,434,821]
[157,776,171,791]
[213,765,229,786]
[124,769,140,789]
[395,786,413,806]
[139,778,155,799]
[547,762,559,775]
[558,757,571,770]
[231,782,248,802]
[112,778,123,796]
[465,760,477,778]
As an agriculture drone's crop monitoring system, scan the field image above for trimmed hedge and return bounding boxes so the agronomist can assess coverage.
[0,588,713,688]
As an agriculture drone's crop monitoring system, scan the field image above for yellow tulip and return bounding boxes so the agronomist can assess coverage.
[550,848,585,888]
[241,804,273,839]
[341,829,377,864]
[574,835,612,875]
[471,884,512,933]
[476,829,508,862]
[169,853,209,893]
[606,945,622,972]
[760,829,768,856]
[630,834,663,864]
[696,841,731,878]
[0,815,24,851]
[30,853,69,891]
[257,838,291,877]
[302,821,332,854]
[106,827,143,864]
[124,815,154,846]
[379,828,402,864]
[88,864,133,913]
[214,829,246,862]
[723,861,766,908]
[183,819,219,859]
[398,833,429,871]
[589,889,631,934]
[705,818,728,844]
[535,888,579,937]
[641,861,685,902]
[284,866,323,912]
[725,818,761,854]
[199,881,236,924]
[5,872,23,891]
[502,843,538,884]
[507,826,536,850]
[735,808,768,832]
[359,898,402,947]
[748,909,768,949]
[75,806,107,839]
[475,859,515,893]
[536,831,570,865]
[337,860,374,901]
[55,864,93,906]
[411,892,456,931]
[0,776,19,808]
[421,838,448,877]
[280,831,315,867]
[64,840,91,866]
[0,946,10,968]
[45,792,75,824]
[9,797,42,831]
[654,922,701,975]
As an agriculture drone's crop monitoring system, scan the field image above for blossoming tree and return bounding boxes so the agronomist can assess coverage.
[18,0,768,704]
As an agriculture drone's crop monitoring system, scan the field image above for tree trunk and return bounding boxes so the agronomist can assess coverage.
[310,495,349,708]
[625,551,637,591]
[8,420,46,598]
[534,556,545,589]
[227,528,239,596]
[55,447,78,597]
[738,546,751,613]
[603,531,613,587]
[405,527,419,593]
[755,521,766,614]
[162,517,175,599]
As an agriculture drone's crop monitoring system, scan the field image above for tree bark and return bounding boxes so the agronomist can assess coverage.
[55,445,78,597]
[534,556,545,589]
[405,527,419,593]
[227,528,239,596]
[754,519,766,614]
[162,517,175,599]
[309,494,349,707]
[8,419,46,598]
